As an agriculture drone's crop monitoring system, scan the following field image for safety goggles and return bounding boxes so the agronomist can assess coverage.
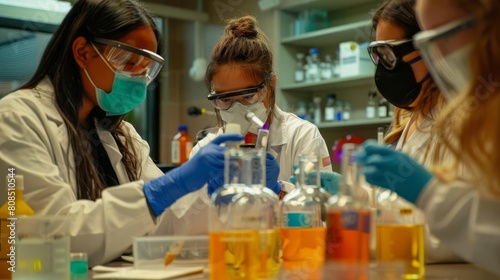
[368,39,415,70]
[207,81,267,110]
[413,16,475,99]
[92,38,164,84]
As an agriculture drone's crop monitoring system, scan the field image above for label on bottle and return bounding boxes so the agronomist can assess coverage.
[171,141,180,164]
[378,106,387,118]
[325,108,335,121]
[185,142,193,160]
[284,211,313,228]
[342,210,359,230]
[366,106,376,119]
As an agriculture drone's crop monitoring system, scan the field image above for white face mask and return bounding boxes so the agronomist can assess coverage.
[220,102,269,134]
[433,43,473,101]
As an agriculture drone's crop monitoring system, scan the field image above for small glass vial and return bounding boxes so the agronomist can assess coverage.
[366,91,377,119]
[324,94,336,122]
[313,96,322,124]
[335,100,343,122]
[294,53,305,83]
[343,101,351,121]
[378,98,389,118]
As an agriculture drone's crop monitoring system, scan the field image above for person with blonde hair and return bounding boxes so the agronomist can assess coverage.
[358,0,500,275]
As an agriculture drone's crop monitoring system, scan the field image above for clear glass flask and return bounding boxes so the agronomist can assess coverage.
[209,148,279,279]
[281,154,331,278]
[326,144,371,263]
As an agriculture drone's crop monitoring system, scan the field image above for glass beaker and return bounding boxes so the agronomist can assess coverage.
[15,216,71,280]
[376,206,425,279]
[209,148,279,279]
[281,154,331,279]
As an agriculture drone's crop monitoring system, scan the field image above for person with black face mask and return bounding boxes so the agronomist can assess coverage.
[368,0,465,264]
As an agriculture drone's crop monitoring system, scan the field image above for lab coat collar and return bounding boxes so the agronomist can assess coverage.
[268,105,288,147]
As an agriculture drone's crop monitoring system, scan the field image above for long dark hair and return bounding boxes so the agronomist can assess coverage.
[205,16,275,127]
[21,0,161,200]
[371,0,443,144]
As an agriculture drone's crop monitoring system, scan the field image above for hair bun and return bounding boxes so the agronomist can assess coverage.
[226,16,258,39]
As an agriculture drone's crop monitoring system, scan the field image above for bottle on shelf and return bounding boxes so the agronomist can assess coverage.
[333,49,341,77]
[324,94,336,122]
[294,53,305,83]
[307,101,316,123]
[366,90,377,119]
[335,100,343,122]
[343,101,351,121]
[281,154,331,277]
[171,125,193,165]
[378,98,389,118]
[320,54,333,80]
[209,148,280,279]
[306,48,321,83]
[325,144,371,263]
[296,101,307,120]
[313,96,322,125]
[0,175,35,279]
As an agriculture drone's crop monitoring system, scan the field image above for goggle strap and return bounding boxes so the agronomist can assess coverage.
[420,72,432,84]
[91,43,116,74]
[408,55,422,65]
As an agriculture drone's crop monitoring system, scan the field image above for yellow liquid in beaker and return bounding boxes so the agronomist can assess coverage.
[209,229,280,279]
[376,224,425,279]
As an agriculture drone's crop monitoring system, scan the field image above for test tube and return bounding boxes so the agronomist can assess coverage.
[377,127,384,145]
[245,111,265,128]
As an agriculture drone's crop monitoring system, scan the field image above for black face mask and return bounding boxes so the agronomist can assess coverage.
[375,56,431,109]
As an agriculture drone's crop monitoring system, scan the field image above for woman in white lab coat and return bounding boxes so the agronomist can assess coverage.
[369,0,463,263]
[161,16,335,236]
[358,0,500,275]
[0,0,241,267]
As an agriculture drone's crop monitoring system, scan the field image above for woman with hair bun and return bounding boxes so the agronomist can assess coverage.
[163,16,338,236]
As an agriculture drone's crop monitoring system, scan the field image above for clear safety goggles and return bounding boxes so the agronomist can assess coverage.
[413,16,475,98]
[92,38,164,84]
[368,39,415,70]
[207,81,267,110]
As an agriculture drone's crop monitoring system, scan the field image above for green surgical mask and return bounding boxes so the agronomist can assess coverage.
[84,42,148,116]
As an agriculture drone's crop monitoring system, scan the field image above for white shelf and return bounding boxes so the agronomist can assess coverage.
[280,73,374,93]
[281,20,371,47]
[316,117,392,129]
[280,0,377,13]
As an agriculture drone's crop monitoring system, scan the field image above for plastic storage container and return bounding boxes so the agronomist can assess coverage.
[133,235,209,269]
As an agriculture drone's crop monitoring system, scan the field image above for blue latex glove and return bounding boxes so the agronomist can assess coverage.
[265,152,281,194]
[357,140,433,203]
[144,134,244,216]
[289,168,342,195]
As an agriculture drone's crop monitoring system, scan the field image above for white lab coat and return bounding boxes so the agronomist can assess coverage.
[0,78,165,266]
[417,179,500,275]
[394,111,464,263]
[160,105,332,236]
